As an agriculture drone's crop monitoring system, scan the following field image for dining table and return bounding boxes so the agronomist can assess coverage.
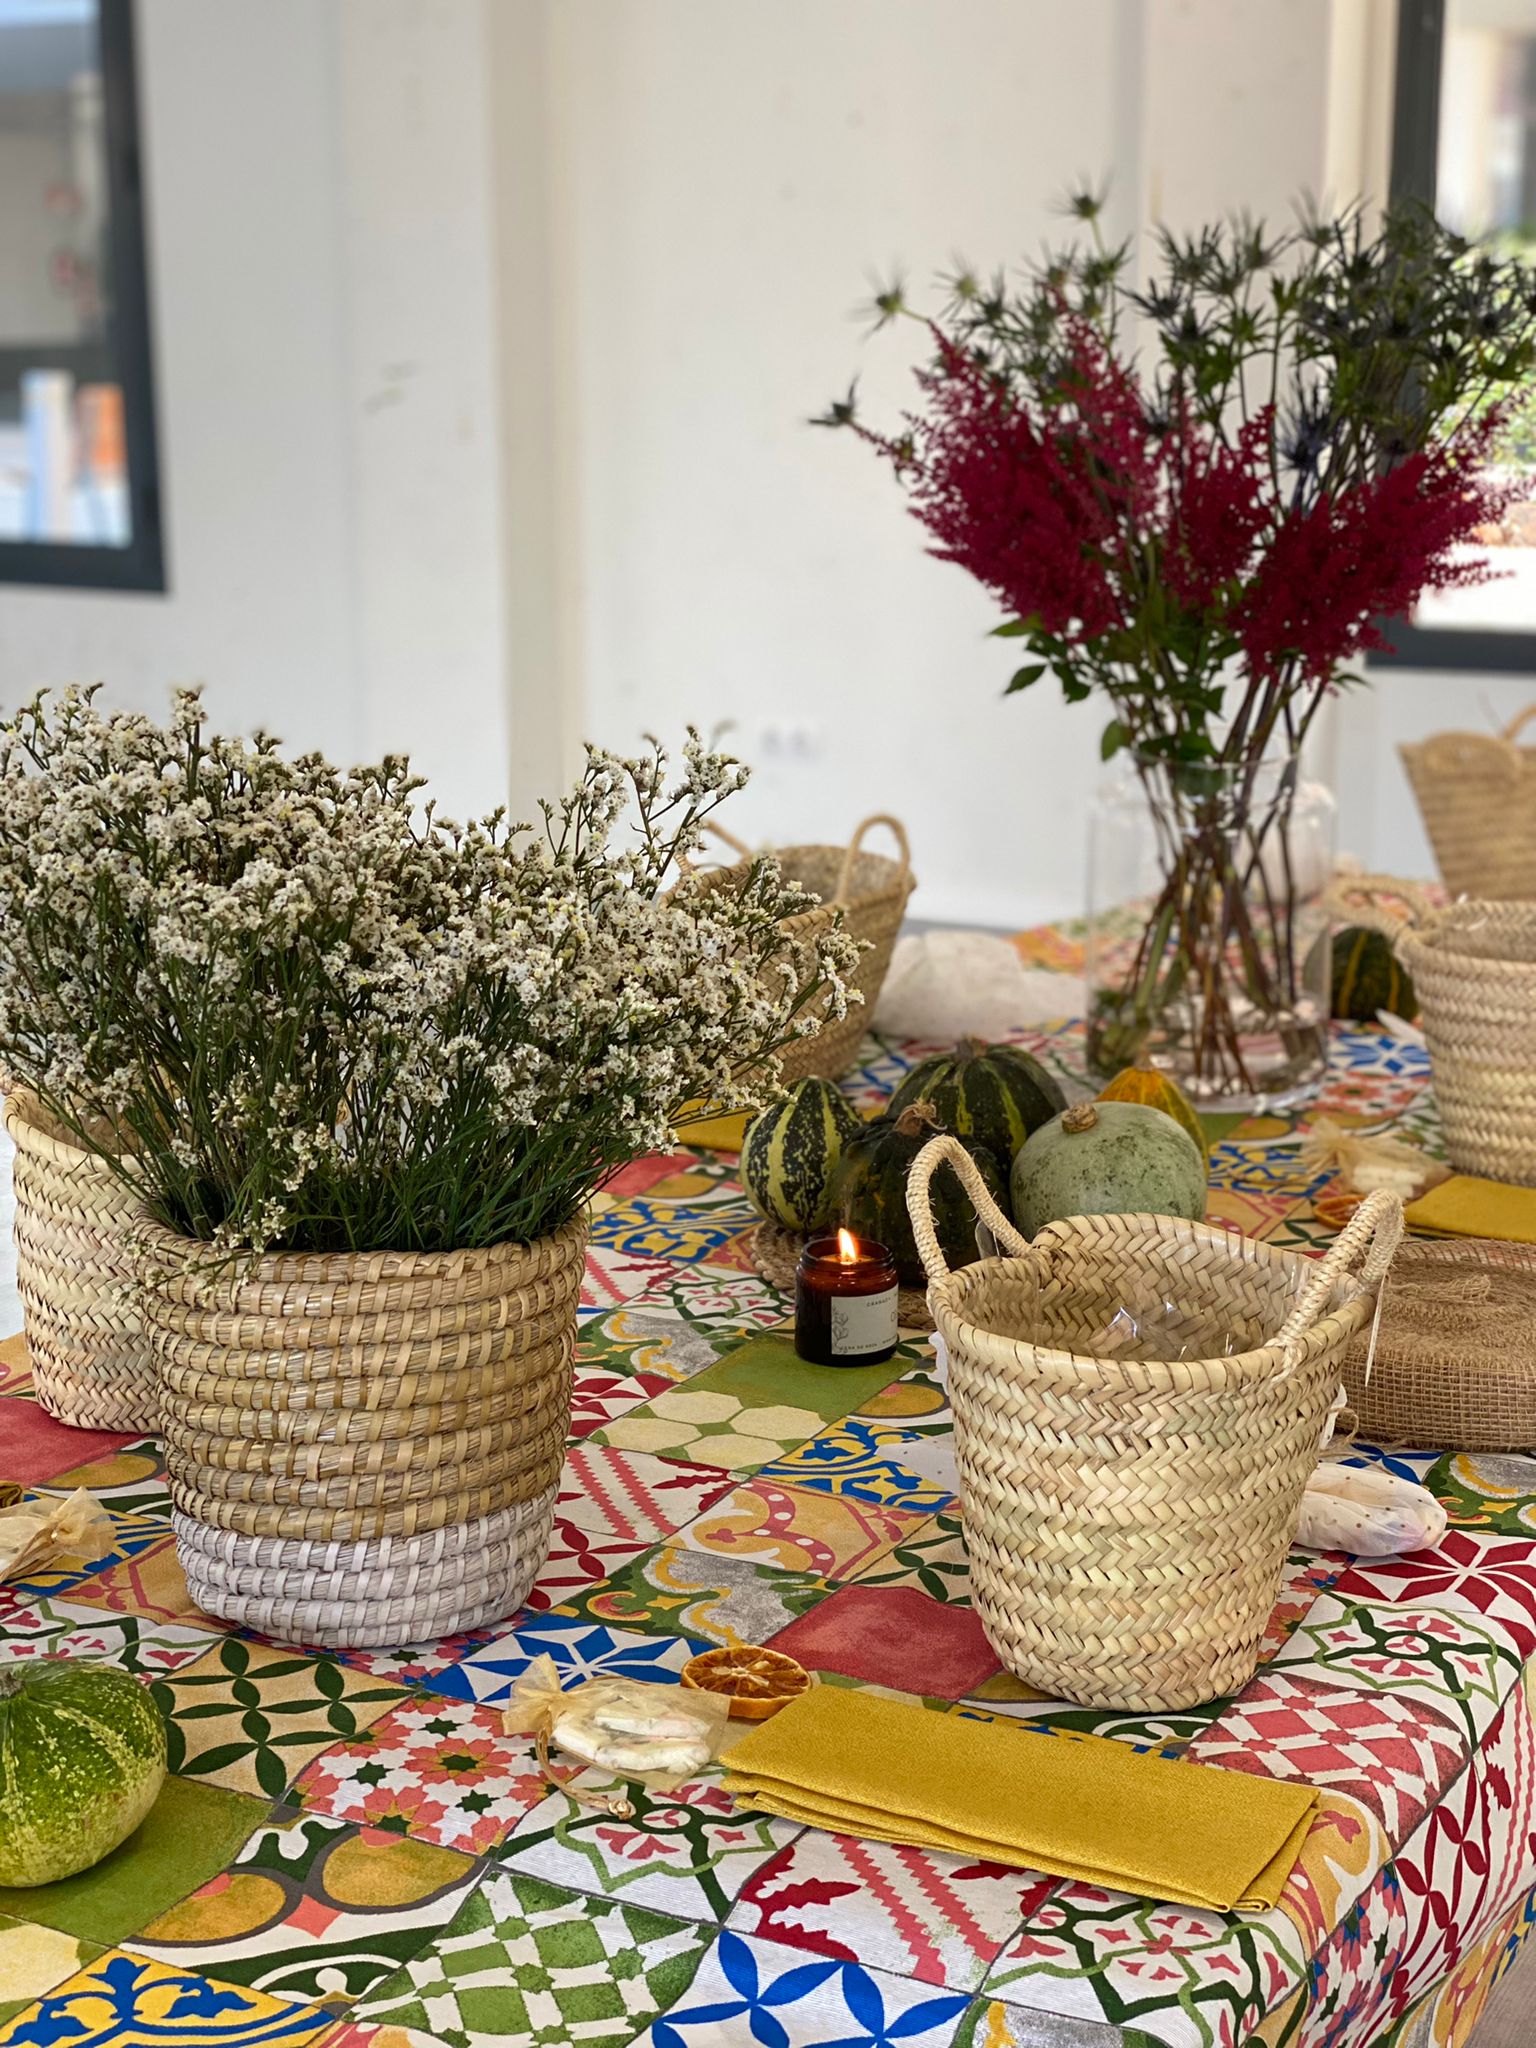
[0,941,1533,2048]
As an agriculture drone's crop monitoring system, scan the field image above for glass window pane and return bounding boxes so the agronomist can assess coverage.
[1417,0,1536,636]
[0,0,130,547]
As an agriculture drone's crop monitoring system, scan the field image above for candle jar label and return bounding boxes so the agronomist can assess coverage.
[830,1285,898,1357]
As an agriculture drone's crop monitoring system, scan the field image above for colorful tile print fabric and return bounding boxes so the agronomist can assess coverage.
[4,1010,1536,2046]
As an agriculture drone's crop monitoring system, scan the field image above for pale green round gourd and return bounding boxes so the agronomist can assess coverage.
[1011,1098,1207,1238]
[0,1657,167,1886]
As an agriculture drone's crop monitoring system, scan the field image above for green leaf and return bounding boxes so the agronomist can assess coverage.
[1005,663,1048,696]
[1060,675,1093,705]
[990,619,1031,639]
[1100,719,1130,761]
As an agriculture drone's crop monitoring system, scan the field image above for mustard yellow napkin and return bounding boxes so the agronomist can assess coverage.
[672,1102,754,1153]
[1404,1174,1536,1244]
[722,1685,1316,1913]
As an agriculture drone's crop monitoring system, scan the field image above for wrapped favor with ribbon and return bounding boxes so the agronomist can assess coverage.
[0,1486,112,1585]
[502,1654,732,1815]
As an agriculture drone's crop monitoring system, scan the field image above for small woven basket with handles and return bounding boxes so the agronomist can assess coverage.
[906,1135,1402,1712]
[1400,705,1536,901]
[684,815,914,1083]
[1328,873,1536,1185]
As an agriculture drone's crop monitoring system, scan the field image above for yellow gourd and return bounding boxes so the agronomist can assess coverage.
[1096,1065,1207,1160]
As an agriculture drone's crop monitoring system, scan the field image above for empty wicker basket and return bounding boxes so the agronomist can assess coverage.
[141,1215,587,1645]
[1330,876,1536,1186]
[2,1085,158,1432]
[1401,706,1536,901]
[686,815,915,1082]
[907,1136,1401,1712]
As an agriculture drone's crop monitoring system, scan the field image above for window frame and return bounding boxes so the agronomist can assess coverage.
[1374,0,1536,673]
[0,0,165,593]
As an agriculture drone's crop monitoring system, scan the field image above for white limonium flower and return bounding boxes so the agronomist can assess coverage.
[0,688,860,1259]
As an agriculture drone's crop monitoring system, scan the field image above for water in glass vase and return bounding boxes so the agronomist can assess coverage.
[1085,752,1335,1113]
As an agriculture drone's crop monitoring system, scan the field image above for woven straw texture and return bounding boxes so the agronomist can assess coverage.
[140,1214,586,1645]
[1341,1236,1536,1452]
[172,1495,559,1645]
[906,1135,1402,1712]
[1,1086,158,1432]
[1330,876,1536,1185]
[686,815,914,1082]
[1400,705,1536,901]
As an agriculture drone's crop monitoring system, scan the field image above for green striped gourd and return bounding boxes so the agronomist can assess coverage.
[1330,927,1418,1023]
[741,1077,864,1232]
[0,1658,166,1885]
[836,1100,1010,1289]
[887,1038,1065,1165]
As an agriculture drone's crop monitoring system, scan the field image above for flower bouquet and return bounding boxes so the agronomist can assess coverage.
[825,201,1536,1104]
[0,689,856,1641]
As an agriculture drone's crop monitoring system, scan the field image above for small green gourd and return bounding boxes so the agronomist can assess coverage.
[887,1038,1066,1164]
[740,1077,864,1233]
[836,1100,1010,1289]
[0,1658,167,1886]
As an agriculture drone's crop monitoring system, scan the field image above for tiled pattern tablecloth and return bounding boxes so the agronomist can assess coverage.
[1,1017,1534,2048]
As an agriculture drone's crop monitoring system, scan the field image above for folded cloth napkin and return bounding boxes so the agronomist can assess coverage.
[1404,1175,1536,1244]
[721,1685,1316,1913]
[672,1103,753,1153]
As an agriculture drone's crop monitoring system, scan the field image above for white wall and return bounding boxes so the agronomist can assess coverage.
[549,0,1376,926]
[0,0,512,819]
[2,0,1507,918]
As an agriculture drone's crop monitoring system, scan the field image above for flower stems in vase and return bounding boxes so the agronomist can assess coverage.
[823,196,1536,1106]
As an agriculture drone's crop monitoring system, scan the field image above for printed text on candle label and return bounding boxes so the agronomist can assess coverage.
[830,1286,899,1356]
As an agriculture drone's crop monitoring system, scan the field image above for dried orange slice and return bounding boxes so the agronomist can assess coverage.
[681,1645,811,1721]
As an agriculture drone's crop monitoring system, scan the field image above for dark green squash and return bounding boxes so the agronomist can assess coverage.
[835,1100,1009,1289]
[1329,926,1418,1024]
[741,1078,864,1232]
[887,1037,1066,1165]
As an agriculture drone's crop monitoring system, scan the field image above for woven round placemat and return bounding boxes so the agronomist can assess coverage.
[1340,1236,1536,1451]
[748,1221,934,1332]
[2,1086,157,1432]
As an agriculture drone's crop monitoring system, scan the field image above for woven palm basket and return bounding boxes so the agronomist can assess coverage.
[907,1136,1402,1712]
[685,815,914,1083]
[2,1085,158,1432]
[1330,876,1536,1185]
[140,1213,586,1645]
[1340,1237,1536,1452]
[1401,705,1536,901]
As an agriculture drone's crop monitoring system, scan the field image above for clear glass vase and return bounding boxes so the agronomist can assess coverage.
[1085,751,1335,1112]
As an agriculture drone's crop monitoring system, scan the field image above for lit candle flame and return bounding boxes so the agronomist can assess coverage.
[837,1228,858,1264]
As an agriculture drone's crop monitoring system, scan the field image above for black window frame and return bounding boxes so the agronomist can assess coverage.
[1375,0,1536,673]
[0,0,165,593]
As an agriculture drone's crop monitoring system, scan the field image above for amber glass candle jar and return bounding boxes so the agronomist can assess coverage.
[794,1228,899,1366]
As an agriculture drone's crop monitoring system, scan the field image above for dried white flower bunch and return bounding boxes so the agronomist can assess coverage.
[0,688,857,1255]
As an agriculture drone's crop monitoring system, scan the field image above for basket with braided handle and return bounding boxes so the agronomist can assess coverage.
[906,1134,1402,1710]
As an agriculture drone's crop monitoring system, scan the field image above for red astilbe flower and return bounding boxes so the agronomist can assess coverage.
[1239,412,1512,682]
[896,329,1131,636]
[1162,409,1274,610]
